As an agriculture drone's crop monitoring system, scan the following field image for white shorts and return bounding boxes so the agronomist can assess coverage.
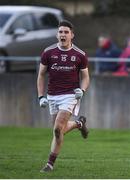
[47,94,80,116]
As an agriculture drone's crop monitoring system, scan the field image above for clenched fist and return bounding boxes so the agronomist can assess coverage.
[38,96,48,108]
[74,88,84,100]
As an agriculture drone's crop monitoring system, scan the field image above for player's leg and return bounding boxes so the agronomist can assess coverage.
[40,110,71,172]
[63,120,79,134]
[51,96,89,138]
[63,116,89,139]
[59,98,89,138]
[51,110,70,152]
[50,112,80,136]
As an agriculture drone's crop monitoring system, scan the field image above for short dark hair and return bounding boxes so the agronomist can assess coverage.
[58,20,74,31]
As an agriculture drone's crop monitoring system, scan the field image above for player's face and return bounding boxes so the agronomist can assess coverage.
[57,26,74,49]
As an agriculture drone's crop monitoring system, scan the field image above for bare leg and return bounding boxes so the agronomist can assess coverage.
[41,112,84,172]
[51,110,71,154]
[63,120,78,134]
[40,110,71,172]
[51,114,79,135]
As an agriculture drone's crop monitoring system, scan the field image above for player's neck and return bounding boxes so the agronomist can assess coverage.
[58,43,73,51]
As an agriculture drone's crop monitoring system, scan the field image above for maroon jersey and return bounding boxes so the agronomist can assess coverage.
[41,43,88,95]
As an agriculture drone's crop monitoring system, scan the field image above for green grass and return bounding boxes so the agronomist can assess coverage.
[0,127,130,179]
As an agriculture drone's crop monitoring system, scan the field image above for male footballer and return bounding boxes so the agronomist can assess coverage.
[37,20,90,172]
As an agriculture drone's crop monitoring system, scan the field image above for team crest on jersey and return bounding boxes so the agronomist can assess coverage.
[61,54,68,61]
[71,56,76,61]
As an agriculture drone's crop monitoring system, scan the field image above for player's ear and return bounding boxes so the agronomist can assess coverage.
[71,32,74,39]
[56,33,58,39]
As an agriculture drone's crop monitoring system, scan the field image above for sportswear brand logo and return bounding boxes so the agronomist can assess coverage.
[51,55,58,59]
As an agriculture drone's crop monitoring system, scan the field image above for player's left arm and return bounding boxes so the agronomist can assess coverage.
[80,67,90,92]
[74,67,89,100]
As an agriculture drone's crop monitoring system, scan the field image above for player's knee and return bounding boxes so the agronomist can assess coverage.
[54,127,61,139]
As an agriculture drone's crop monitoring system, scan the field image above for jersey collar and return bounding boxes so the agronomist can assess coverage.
[57,43,73,51]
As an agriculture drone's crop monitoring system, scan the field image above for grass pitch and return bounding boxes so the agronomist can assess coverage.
[0,127,130,179]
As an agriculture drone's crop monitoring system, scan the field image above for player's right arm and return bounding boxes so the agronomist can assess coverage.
[37,63,48,107]
[37,63,47,97]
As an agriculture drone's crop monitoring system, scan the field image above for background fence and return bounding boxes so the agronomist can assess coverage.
[0,70,130,128]
[1,56,130,74]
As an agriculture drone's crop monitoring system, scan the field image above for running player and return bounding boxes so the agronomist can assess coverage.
[37,20,90,172]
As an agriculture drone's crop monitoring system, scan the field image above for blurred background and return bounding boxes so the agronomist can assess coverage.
[0,0,130,129]
[1,0,130,53]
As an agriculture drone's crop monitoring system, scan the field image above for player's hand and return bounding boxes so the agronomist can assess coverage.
[38,96,48,108]
[74,88,84,100]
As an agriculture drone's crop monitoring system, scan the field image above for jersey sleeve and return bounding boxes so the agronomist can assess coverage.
[41,51,49,65]
[80,53,88,69]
